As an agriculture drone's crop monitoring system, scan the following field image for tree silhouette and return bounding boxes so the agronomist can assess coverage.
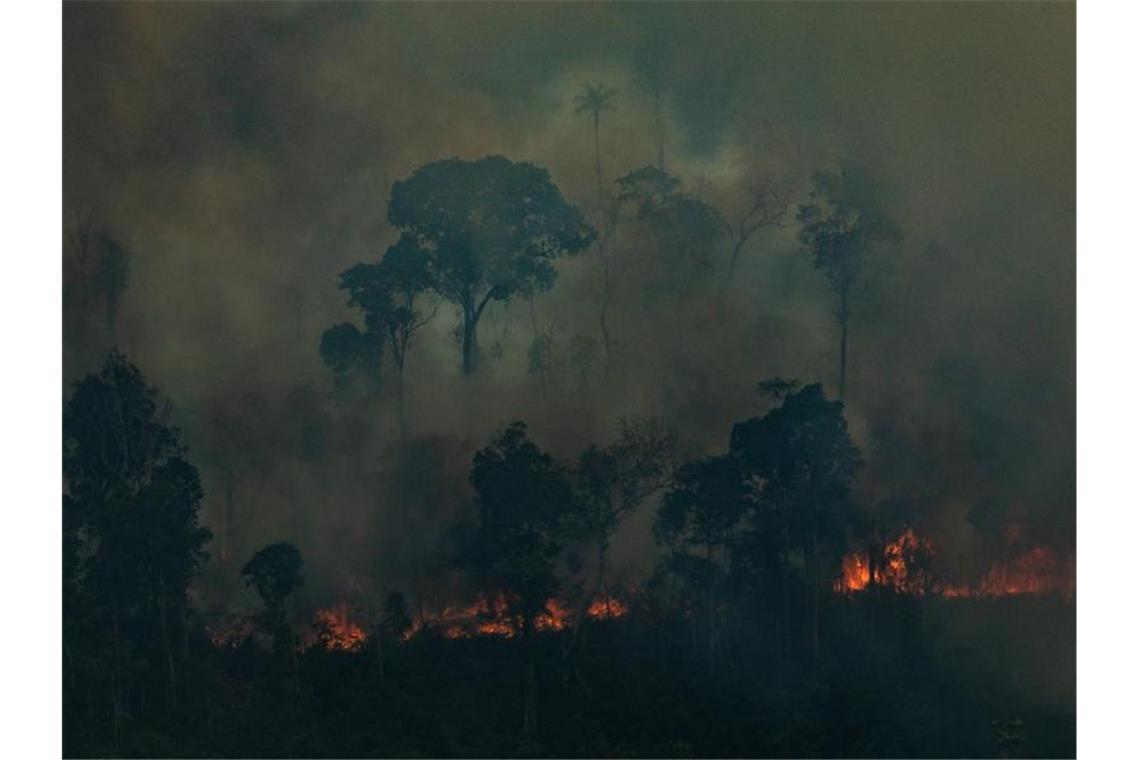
[616,165,724,287]
[63,352,211,743]
[64,210,130,346]
[319,322,383,396]
[466,421,573,736]
[241,542,304,651]
[95,233,131,344]
[335,236,437,436]
[731,382,861,665]
[573,417,676,599]
[723,175,793,278]
[387,156,596,374]
[656,453,753,665]
[633,59,669,170]
[574,82,616,196]
[796,169,899,400]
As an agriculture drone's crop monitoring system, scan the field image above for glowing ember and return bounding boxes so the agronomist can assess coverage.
[834,528,935,595]
[536,598,572,631]
[978,547,1074,597]
[835,553,871,593]
[587,596,629,619]
[835,528,1074,599]
[311,602,368,652]
[411,592,629,639]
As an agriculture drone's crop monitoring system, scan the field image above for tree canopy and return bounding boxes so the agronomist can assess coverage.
[387,156,596,373]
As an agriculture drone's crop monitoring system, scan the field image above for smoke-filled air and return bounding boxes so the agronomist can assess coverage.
[62,2,1075,758]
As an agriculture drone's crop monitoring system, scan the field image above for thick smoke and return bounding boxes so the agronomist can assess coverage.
[63,2,1074,607]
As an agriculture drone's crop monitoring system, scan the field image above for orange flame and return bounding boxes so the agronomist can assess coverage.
[835,529,1074,599]
[413,592,628,640]
[587,596,629,619]
[311,602,367,652]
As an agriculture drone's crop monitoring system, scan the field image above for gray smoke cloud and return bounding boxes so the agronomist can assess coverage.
[63,2,1074,606]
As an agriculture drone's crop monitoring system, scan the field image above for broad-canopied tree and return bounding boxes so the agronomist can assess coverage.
[387,156,596,374]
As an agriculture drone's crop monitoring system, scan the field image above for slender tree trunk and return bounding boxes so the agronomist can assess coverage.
[727,237,746,279]
[528,294,549,407]
[597,541,609,601]
[396,362,407,441]
[158,574,177,711]
[838,287,849,402]
[593,110,603,196]
[107,301,117,347]
[599,252,613,374]
[654,90,665,171]
[375,623,385,682]
[705,539,717,669]
[179,600,190,706]
[111,598,123,753]
[562,536,609,688]
[290,624,301,695]
[809,531,821,672]
[222,467,235,562]
[782,526,792,670]
[521,621,538,738]
[461,306,478,375]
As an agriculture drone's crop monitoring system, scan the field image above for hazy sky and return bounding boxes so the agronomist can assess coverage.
[63,2,1074,605]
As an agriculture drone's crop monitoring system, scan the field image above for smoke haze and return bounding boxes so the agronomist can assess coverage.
[63,1,1074,608]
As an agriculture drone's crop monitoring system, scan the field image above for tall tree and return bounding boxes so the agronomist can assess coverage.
[466,421,573,737]
[616,165,724,285]
[241,542,304,652]
[573,416,676,599]
[655,453,753,665]
[387,156,596,374]
[634,60,669,170]
[574,82,616,196]
[63,352,211,745]
[319,322,383,396]
[95,233,131,344]
[796,169,899,400]
[335,237,436,436]
[730,383,861,666]
[723,175,793,278]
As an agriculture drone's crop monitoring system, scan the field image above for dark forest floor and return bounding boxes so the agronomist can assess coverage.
[65,595,1075,758]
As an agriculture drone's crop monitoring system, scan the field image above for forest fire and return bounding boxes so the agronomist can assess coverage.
[587,596,629,619]
[404,592,629,641]
[977,546,1076,597]
[310,602,368,652]
[834,529,1075,599]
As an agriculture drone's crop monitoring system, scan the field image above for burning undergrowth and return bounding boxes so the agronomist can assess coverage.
[834,528,1075,599]
[205,530,1073,656]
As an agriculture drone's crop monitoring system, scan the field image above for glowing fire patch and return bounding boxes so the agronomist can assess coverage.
[834,529,1074,599]
[587,596,629,619]
[311,602,367,652]
[414,592,629,640]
